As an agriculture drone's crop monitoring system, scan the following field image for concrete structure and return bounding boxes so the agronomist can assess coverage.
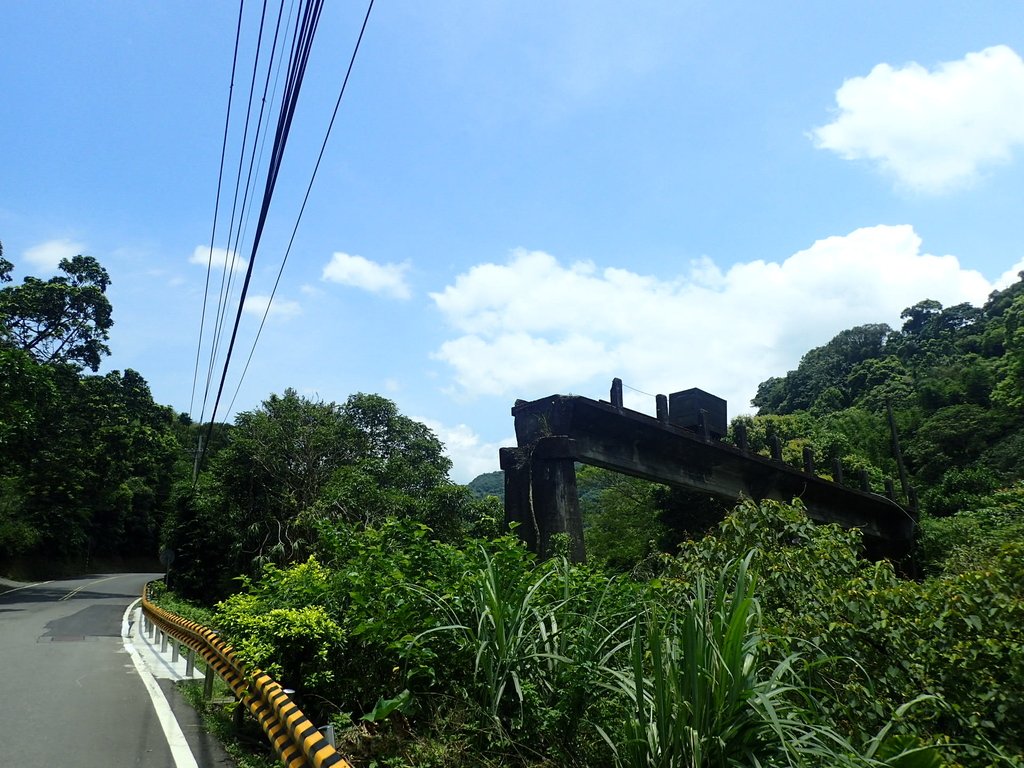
[500,382,915,562]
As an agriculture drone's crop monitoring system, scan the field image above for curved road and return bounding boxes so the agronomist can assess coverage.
[0,573,233,767]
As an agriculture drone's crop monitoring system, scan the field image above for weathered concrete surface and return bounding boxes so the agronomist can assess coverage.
[503,394,915,561]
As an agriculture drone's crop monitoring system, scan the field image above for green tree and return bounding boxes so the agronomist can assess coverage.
[1,346,183,569]
[0,241,12,283]
[753,324,893,414]
[167,389,465,597]
[899,299,944,337]
[905,404,1005,486]
[993,294,1024,408]
[0,254,113,371]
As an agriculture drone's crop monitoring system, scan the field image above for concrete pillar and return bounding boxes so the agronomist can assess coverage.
[500,447,538,554]
[530,455,585,562]
[656,394,668,423]
[610,378,623,410]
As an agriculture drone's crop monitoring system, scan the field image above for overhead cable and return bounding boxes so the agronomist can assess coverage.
[226,0,375,415]
[199,0,327,467]
[189,0,246,422]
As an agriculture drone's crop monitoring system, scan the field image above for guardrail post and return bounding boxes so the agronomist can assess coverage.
[160,629,169,653]
[171,640,180,662]
[320,724,336,748]
[233,699,245,729]
[204,664,215,700]
[186,648,195,676]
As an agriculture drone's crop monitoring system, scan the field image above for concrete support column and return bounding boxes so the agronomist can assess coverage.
[500,447,537,554]
[501,440,585,563]
[530,453,584,563]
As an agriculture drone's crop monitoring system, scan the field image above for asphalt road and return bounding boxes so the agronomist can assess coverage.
[0,573,234,767]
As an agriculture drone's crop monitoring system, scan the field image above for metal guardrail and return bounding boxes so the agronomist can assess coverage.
[141,582,351,768]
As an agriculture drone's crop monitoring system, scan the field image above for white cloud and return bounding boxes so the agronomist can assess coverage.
[242,293,302,319]
[812,45,1024,192]
[995,257,1024,290]
[189,245,247,273]
[322,252,411,299]
[431,227,998,415]
[417,417,512,483]
[23,238,85,271]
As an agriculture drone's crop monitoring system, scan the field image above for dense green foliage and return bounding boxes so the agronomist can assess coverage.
[164,389,500,602]
[0,248,185,572]
[169,498,1020,767]
[747,276,1024,511]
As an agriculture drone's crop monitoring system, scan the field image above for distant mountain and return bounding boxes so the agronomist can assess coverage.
[467,470,504,501]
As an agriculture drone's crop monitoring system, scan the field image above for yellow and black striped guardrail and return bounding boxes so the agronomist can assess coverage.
[141,583,352,768]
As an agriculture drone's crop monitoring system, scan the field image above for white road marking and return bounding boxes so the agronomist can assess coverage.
[0,579,52,595]
[121,599,200,768]
[61,575,117,600]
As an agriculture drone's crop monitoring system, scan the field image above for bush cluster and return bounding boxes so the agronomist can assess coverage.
[166,498,1024,768]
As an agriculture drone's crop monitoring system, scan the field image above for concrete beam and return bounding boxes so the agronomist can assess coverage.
[506,394,914,559]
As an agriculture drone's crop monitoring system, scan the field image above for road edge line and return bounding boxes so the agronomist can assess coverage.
[121,598,200,768]
[0,579,51,595]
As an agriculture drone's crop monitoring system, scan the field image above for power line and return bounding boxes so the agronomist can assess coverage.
[198,0,326,471]
[227,0,375,415]
[189,0,246,422]
[192,0,374,477]
[198,0,283,427]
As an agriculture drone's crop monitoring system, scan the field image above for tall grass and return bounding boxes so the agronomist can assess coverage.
[598,554,779,767]
[416,549,945,767]
[597,555,943,768]
[415,548,563,728]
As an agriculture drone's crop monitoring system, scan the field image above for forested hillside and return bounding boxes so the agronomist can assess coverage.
[0,247,187,574]
[748,272,1024,516]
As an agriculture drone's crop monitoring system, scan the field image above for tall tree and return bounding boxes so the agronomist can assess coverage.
[165,390,467,598]
[0,254,113,371]
[0,241,12,283]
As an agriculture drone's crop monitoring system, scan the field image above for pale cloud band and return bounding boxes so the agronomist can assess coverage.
[813,45,1024,192]
[242,293,302,319]
[431,226,1020,416]
[416,416,513,484]
[189,245,247,273]
[322,252,411,299]
[23,238,86,271]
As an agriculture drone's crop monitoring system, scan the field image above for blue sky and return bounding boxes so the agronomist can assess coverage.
[2,2,1023,481]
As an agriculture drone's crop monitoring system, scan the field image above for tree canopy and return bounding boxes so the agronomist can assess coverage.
[0,253,113,371]
[742,274,1024,520]
[164,389,492,601]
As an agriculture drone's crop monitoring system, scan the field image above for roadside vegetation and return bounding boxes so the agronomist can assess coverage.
[2,245,1022,765]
